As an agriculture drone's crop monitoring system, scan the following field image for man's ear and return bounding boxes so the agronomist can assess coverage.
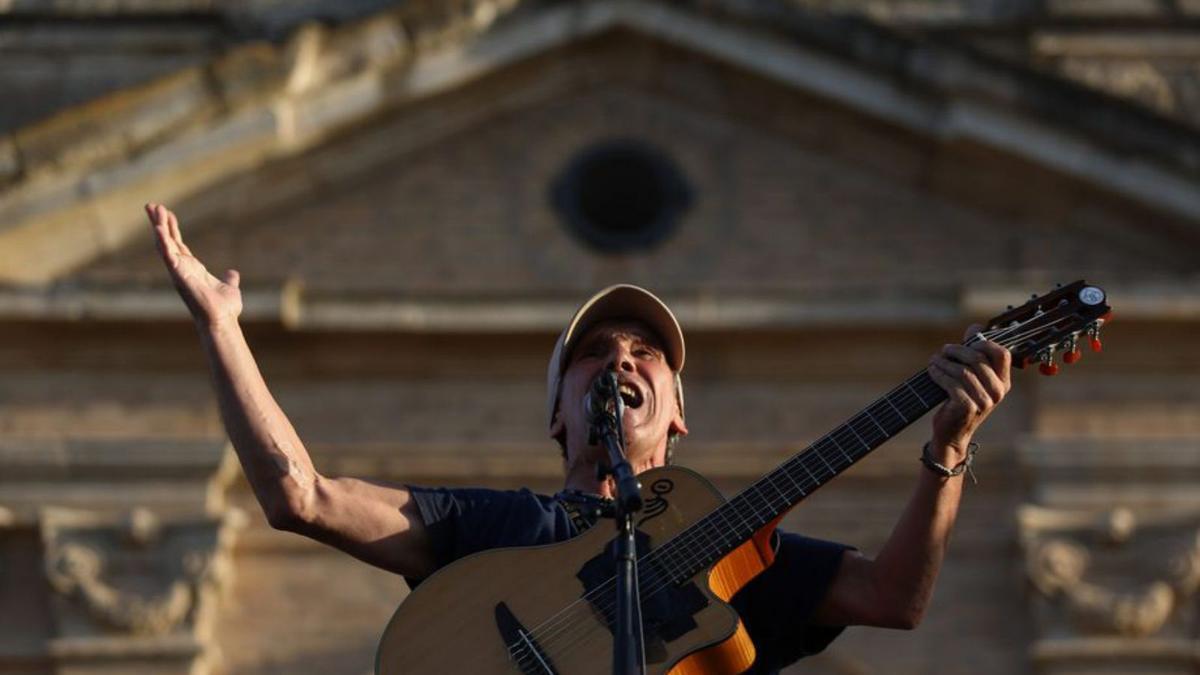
[669,406,688,438]
[549,407,565,439]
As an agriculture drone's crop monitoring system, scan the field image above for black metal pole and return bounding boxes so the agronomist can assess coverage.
[587,371,644,675]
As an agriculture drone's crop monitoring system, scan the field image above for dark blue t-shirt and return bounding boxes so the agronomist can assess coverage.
[404,485,850,674]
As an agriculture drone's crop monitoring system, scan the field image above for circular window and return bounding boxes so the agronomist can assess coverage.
[551,139,692,253]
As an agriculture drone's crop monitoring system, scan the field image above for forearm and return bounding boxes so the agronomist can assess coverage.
[197,318,319,524]
[870,443,965,625]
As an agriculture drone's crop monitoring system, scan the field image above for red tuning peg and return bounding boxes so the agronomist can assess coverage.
[1063,348,1081,364]
[1039,361,1060,376]
[1089,336,1102,352]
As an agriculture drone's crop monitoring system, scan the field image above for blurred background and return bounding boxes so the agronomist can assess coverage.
[1,0,1199,673]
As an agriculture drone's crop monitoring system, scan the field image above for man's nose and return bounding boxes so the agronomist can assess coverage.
[604,346,636,372]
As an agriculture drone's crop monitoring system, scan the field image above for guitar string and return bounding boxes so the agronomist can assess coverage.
[507,376,948,672]
[509,315,1074,671]
[508,372,948,671]
[508,315,1077,670]
[507,316,1068,671]
[504,375,957,669]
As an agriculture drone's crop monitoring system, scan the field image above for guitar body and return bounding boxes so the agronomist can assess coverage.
[376,466,783,675]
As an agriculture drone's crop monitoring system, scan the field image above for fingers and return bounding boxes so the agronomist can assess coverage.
[927,329,1013,414]
[145,202,198,262]
[223,269,240,289]
[164,207,196,257]
[145,203,178,263]
[928,356,992,412]
[962,322,1013,377]
[939,344,1008,402]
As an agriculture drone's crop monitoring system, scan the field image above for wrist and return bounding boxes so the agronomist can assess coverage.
[920,440,978,484]
[927,437,972,464]
[195,315,241,337]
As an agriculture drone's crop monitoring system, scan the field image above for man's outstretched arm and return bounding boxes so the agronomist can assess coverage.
[812,327,1012,629]
[146,203,435,578]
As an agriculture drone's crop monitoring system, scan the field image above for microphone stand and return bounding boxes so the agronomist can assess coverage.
[588,371,645,675]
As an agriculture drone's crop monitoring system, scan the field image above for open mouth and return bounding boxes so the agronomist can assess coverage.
[617,382,644,409]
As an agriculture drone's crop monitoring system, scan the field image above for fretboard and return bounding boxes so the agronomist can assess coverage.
[648,369,948,585]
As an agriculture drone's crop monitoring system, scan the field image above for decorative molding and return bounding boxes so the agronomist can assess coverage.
[10,281,1200,328]
[38,506,243,673]
[1019,502,1200,671]
[45,539,196,636]
[1025,536,1182,637]
[0,439,232,521]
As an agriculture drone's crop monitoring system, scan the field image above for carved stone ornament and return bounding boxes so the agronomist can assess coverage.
[40,506,242,639]
[1020,504,1200,639]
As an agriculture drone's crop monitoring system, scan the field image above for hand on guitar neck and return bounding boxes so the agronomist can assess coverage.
[925,323,1013,467]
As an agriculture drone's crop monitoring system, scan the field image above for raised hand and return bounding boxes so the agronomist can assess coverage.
[145,203,242,327]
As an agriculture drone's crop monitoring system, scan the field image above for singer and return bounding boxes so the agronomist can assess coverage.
[146,203,1011,673]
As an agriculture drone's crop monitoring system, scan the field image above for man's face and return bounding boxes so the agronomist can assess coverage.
[550,319,687,467]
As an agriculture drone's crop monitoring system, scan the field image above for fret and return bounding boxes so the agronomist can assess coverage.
[884,396,908,423]
[748,482,777,521]
[845,423,872,453]
[779,465,807,499]
[724,498,756,537]
[814,442,841,472]
[745,485,774,521]
[905,380,930,407]
[795,456,821,487]
[762,475,791,510]
[873,399,905,430]
[863,409,889,437]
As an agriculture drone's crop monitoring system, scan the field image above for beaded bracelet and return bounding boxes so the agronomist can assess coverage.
[919,441,978,485]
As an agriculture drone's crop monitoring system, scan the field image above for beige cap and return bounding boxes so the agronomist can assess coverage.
[546,284,685,428]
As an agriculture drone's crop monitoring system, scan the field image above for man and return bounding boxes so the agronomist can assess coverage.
[146,202,1010,672]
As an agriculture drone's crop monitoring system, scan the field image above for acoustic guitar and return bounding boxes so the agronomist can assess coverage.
[376,281,1111,674]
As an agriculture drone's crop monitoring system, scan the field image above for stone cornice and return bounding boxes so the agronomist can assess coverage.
[0,439,236,522]
[2,283,1199,326]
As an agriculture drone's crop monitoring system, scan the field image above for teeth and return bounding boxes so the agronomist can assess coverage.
[617,384,641,406]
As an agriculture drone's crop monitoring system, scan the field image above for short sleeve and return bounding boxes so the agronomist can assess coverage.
[730,531,853,674]
[404,485,576,587]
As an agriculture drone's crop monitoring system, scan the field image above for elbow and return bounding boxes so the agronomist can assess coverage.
[880,602,926,631]
[262,484,319,533]
[265,501,305,532]
[868,582,927,630]
[889,611,923,631]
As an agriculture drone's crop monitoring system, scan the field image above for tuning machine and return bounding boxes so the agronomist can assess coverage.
[1062,334,1082,365]
[1037,346,1060,376]
[1086,320,1103,353]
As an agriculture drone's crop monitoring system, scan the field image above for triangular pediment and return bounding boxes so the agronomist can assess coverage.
[71,29,1197,301]
[1,0,1198,321]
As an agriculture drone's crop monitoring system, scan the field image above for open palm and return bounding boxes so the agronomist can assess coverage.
[145,203,242,326]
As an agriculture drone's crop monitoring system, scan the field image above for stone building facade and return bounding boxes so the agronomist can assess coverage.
[1,1,1199,673]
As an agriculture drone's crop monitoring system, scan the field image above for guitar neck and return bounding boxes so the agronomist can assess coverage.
[652,369,947,582]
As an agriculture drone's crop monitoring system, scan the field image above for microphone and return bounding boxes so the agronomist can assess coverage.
[585,370,620,423]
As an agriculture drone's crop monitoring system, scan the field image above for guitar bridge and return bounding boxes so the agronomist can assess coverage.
[495,601,559,675]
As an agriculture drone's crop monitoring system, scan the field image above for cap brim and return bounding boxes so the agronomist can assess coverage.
[560,285,684,373]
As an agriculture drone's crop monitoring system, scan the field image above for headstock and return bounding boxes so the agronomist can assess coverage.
[978,280,1111,376]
